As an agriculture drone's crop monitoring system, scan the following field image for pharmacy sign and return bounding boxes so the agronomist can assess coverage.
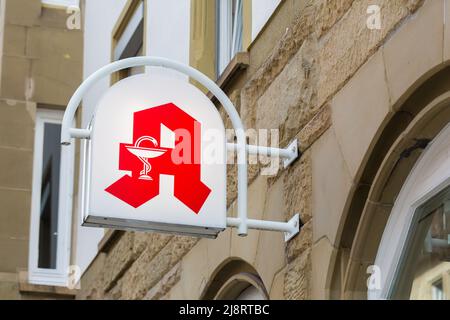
[61,57,300,241]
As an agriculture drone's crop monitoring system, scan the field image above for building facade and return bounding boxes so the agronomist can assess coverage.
[75,0,450,300]
[1,0,450,300]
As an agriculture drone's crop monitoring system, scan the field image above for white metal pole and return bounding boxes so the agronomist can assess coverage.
[227,218,294,233]
[227,143,296,159]
[227,214,300,242]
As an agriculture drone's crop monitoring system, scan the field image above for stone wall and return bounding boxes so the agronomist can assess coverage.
[77,0,426,300]
[1,0,83,105]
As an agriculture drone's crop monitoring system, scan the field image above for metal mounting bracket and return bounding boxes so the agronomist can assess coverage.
[227,139,300,168]
[284,214,301,242]
[227,213,301,242]
[283,139,299,168]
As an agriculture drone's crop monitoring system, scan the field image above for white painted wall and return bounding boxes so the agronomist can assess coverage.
[82,0,128,123]
[251,0,281,40]
[145,0,190,80]
[77,0,128,274]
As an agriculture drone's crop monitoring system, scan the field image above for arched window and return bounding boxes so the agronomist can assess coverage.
[370,123,450,300]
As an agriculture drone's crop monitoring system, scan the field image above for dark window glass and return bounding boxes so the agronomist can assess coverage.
[38,123,62,269]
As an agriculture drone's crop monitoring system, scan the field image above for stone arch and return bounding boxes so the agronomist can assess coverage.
[312,0,450,299]
[330,65,450,299]
[200,258,269,300]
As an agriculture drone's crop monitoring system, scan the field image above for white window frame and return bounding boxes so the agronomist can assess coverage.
[431,279,445,300]
[217,0,243,77]
[41,0,79,8]
[28,109,75,287]
[113,1,144,61]
[251,0,282,41]
[369,120,450,300]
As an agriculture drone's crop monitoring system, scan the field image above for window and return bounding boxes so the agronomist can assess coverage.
[370,122,450,300]
[28,109,75,286]
[41,0,79,8]
[112,0,145,82]
[390,191,450,300]
[251,0,281,40]
[216,0,243,77]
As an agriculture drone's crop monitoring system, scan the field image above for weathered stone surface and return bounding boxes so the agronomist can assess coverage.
[120,236,198,299]
[226,164,238,208]
[226,160,261,208]
[286,220,312,264]
[241,6,312,130]
[105,279,123,300]
[101,233,136,292]
[284,248,311,300]
[256,39,319,146]
[132,232,150,257]
[314,0,354,38]
[283,149,312,224]
[241,0,354,131]
[317,0,425,109]
[132,232,172,258]
[269,268,286,300]
[143,263,181,300]
[82,284,104,300]
[256,48,304,131]
[77,252,107,300]
[297,105,331,152]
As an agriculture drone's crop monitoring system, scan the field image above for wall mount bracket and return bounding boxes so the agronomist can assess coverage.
[227,213,302,242]
[226,138,300,169]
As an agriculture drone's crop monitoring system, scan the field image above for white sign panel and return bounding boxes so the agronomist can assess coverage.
[81,74,227,238]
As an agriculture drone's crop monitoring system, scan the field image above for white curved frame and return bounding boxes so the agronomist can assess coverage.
[369,122,450,299]
[61,56,300,241]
